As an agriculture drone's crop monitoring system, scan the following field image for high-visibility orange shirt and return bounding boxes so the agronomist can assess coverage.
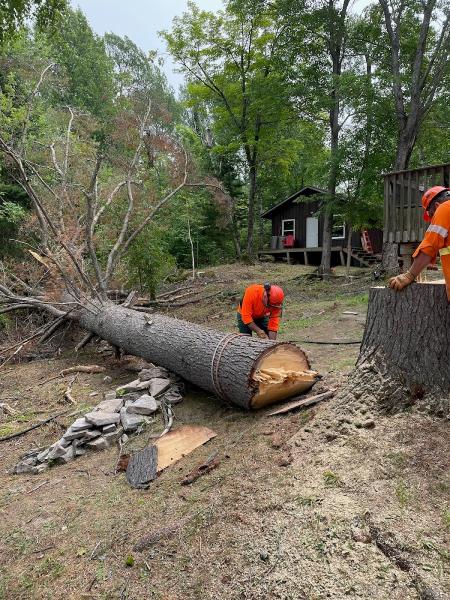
[237,284,282,332]
[413,200,450,263]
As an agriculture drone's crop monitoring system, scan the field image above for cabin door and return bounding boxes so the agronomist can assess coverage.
[306,217,319,248]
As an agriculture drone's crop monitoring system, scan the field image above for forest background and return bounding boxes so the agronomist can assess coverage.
[0,0,448,297]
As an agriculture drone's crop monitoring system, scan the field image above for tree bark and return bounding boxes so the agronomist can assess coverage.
[336,284,450,418]
[74,303,317,409]
[246,161,257,258]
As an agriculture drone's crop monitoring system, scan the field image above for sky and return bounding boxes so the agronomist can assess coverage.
[72,0,224,91]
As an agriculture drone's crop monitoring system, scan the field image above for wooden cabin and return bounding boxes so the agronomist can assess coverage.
[383,162,450,267]
[259,186,382,267]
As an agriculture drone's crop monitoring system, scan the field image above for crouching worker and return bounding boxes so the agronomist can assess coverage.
[237,283,284,340]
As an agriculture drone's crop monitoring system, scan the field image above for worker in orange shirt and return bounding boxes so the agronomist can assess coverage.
[388,186,450,297]
[237,283,284,340]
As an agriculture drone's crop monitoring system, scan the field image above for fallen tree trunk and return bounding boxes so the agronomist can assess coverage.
[74,303,317,409]
[336,283,450,417]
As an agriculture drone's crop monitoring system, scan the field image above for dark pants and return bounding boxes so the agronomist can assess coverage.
[237,313,269,335]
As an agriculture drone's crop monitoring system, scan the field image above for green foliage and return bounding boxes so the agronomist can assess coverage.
[0,183,29,257]
[0,0,66,44]
[121,225,176,299]
[47,8,115,120]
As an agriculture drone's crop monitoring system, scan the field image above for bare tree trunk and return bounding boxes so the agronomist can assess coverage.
[75,304,316,409]
[335,284,449,419]
[246,162,257,258]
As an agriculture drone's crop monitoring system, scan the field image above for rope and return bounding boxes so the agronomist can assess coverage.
[210,333,245,399]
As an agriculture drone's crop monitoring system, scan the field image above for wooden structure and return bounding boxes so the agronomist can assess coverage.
[259,186,382,267]
[383,162,450,267]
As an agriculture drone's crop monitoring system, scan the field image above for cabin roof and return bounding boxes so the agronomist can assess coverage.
[261,186,326,218]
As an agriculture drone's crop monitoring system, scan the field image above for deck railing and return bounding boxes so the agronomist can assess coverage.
[383,162,450,243]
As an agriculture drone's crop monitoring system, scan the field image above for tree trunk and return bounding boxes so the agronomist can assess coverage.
[75,303,317,409]
[335,284,450,418]
[246,162,257,258]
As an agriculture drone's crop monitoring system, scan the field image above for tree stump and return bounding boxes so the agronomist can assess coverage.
[76,304,317,409]
[336,283,450,418]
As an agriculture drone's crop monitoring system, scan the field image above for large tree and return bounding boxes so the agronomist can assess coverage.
[163,0,300,257]
[378,0,450,170]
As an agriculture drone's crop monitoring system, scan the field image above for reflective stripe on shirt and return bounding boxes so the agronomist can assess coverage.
[427,224,448,238]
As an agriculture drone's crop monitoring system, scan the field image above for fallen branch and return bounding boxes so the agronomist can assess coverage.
[181,452,220,485]
[164,291,221,308]
[60,365,106,376]
[75,332,96,352]
[0,408,73,442]
[64,376,77,404]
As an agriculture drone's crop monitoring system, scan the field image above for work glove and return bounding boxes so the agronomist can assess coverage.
[388,271,415,291]
[256,330,268,339]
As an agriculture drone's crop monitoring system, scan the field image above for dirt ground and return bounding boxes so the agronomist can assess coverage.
[0,263,448,600]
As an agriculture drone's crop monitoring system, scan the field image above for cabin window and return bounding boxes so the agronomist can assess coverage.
[282,219,295,236]
[332,215,346,240]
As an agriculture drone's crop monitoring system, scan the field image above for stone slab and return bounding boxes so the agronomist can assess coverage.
[85,411,120,427]
[120,407,145,432]
[126,394,158,416]
[94,398,123,413]
[117,379,151,394]
[70,417,93,432]
[102,423,117,434]
[150,378,171,397]
[87,436,109,451]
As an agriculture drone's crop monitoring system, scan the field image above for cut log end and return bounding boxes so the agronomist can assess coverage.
[250,344,318,409]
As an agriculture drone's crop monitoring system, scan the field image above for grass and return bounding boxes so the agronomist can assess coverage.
[444,510,450,529]
[323,470,342,487]
[395,480,410,508]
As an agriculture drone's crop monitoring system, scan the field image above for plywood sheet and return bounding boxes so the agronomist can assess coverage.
[154,425,217,472]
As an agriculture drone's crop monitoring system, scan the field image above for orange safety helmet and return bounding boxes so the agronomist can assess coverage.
[422,186,449,222]
[265,284,284,307]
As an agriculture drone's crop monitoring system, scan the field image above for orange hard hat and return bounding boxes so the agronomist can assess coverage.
[422,186,448,222]
[267,284,284,306]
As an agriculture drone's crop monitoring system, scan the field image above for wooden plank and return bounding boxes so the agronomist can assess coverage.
[383,176,389,243]
[303,250,309,266]
[154,425,217,472]
[406,170,412,242]
[265,390,335,416]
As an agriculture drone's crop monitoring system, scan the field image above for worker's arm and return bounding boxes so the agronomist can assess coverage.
[248,321,268,339]
[388,252,432,291]
[409,251,433,277]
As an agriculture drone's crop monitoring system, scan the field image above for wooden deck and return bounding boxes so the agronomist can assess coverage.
[258,246,379,267]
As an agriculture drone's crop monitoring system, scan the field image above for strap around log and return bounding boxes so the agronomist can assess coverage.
[210,333,246,399]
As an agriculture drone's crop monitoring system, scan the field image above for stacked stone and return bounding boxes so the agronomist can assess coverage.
[14,365,183,474]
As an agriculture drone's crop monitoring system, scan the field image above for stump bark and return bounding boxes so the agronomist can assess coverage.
[75,303,317,409]
[337,283,450,417]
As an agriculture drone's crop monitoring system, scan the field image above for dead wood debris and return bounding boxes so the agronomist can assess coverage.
[63,375,77,404]
[126,445,158,489]
[181,452,220,485]
[364,512,448,600]
[59,365,106,376]
[265,390,335,417]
